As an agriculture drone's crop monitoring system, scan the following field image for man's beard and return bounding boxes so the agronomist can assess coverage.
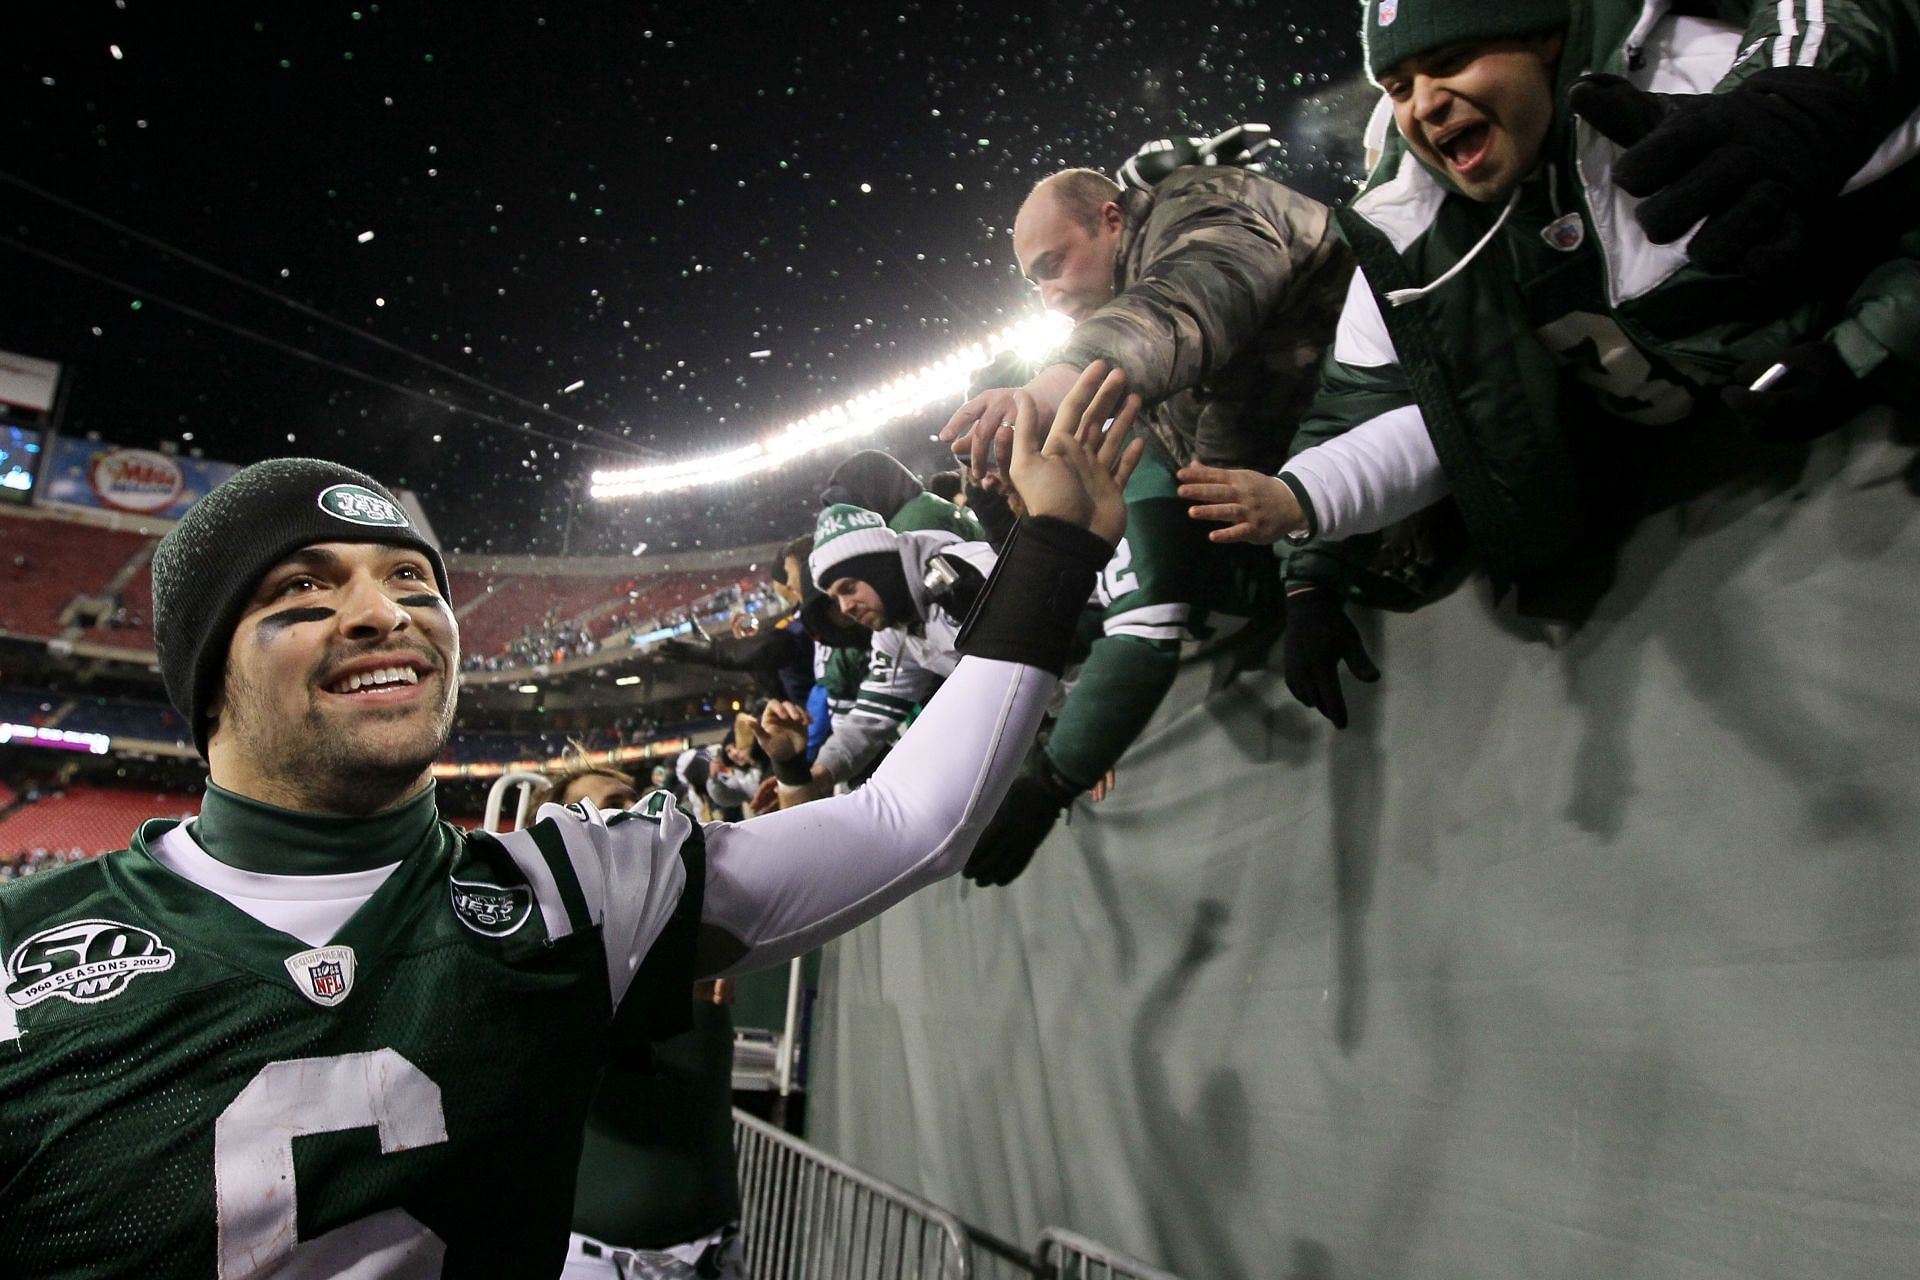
[225,667,455,812]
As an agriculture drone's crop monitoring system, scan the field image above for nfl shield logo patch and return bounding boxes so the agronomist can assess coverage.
[1378,0,1398,26]
[283,945,357,1008]
[1541,211,1586,252]
[309,960,346,999]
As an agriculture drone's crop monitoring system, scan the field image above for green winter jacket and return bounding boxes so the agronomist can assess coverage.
[1284,0,1920,593]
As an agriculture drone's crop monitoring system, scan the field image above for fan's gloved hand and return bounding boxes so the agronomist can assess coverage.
[964,751,1081,888]
[1569,68,1876,280]
[1721,341,1869,442]
[1282,586,1379,730]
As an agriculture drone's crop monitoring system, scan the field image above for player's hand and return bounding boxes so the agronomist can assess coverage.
[1089,770,1118,802]
[1006,360,1145,546]
[750,699,811,762]
[1569,68,1875,280]
[1282,586,1379,730]
[748,775,781,816]
[1176,463,1305,544]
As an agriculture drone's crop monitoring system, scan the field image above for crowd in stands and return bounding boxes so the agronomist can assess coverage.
[457,572,784,675]
[0,779,202,871]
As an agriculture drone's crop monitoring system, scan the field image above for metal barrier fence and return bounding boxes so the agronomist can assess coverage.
[1033,1229,1184,1280]
[733,1110,1185,1280]
[735,1108,983,1278]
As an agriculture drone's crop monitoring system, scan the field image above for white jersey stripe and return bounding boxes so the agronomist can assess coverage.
[1773,0,1799,67]
[0,981,20,1045]
[493,829,574,941]
[1799,0,1825,65]
[1105,602,1191,630]
[1106,622,1187,642]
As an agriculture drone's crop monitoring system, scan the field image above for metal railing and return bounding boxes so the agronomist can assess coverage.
[732,1111,1185,1280]
[1033,1229,1184,1280]
[734,1109,979,1278]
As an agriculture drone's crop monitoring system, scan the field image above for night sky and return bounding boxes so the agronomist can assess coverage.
[7,1,1369,555]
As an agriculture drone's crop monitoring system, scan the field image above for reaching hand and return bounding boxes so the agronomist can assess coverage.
[963,752,1080,887]
[941,387,1030,483]
[1282,587,1379,730]
[1568,68,1876,281]
[1176,463,1306,544]
[941,363,1082,483]
[750,699,811,763]
[1005,360,1145,546]
[748,775,781,816]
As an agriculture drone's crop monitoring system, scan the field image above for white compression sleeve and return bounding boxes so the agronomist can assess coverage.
[700,655,1054,975]
[1282,404,1450,542]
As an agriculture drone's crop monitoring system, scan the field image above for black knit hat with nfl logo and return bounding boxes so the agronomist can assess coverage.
[151,457,450,757]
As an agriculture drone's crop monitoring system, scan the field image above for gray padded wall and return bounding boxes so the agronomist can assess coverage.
[809,414,1920,1280]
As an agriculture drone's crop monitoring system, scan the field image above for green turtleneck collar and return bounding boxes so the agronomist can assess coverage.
[192,780,440,874]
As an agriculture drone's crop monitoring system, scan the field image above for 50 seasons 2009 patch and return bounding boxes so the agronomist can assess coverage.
[5,919,177,1008]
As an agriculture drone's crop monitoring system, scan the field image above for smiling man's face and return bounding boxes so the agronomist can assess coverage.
[208,540,458,813]
[1380,34,1563,204]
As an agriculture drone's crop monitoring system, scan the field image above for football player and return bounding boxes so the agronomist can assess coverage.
[0,364,1142,1278]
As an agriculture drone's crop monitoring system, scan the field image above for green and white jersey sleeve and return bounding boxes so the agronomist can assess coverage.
[493,788,704,1014]
[1045,452,1281,790]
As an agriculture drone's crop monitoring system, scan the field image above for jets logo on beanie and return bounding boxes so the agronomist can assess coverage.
[151,457,450,757]
[1361,0,1567,81]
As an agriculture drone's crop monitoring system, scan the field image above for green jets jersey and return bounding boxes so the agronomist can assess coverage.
[1045,451,1281,790]
[0,789,703,1279]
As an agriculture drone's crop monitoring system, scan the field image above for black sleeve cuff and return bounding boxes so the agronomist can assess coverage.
[773,752,813,786]
[954,516,1111,677]
[1277,471,1317,543]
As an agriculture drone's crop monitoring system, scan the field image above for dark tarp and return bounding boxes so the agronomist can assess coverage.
[809,411,1920,1280]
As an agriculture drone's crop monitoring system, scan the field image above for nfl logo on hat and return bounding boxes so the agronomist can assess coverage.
[1379,0,1398,25]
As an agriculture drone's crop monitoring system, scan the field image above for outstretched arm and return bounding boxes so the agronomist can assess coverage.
[694,363,1144,975]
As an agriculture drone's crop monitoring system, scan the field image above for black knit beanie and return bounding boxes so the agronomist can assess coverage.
[151,457,450,757]
[1362,0,1568,81]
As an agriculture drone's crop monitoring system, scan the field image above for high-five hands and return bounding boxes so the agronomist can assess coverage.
[1005,360,1145,545]
[940,363,1086,485]
[1175,463,1306,544]
[750,700,811,763]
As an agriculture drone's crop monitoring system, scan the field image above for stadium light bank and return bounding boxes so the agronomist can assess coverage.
[589,312,1073,500]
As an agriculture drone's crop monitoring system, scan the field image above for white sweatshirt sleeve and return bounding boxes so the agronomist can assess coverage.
[699,655,1053,974]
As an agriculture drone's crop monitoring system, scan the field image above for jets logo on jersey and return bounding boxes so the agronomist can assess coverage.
[283,945,357,1007]
[449,877,533,937]
[5,919,177,1009]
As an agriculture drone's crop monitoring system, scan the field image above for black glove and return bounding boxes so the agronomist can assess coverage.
[1282,587,1379,730]
[1721,341,1868,442]
[964,753,1080,888]
[1569,68,1876,280]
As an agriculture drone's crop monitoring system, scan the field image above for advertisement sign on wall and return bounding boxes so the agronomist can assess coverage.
[40,438,237,521]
